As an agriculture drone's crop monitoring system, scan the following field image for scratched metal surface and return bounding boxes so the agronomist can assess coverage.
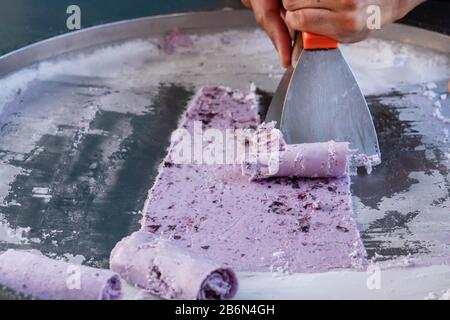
[0,11,449,299]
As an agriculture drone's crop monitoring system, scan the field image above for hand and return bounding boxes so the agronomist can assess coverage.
[242,0,293,68]
[243,0,425,68]
[283,0,426,43]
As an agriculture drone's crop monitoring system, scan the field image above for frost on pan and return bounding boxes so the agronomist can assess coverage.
[349,153,381,175]
[0,250,122,300]
[110,231,238,300]
[141,86,367,273]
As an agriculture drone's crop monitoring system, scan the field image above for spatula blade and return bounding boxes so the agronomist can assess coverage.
[265,67,293,128]
[280,48,380,161]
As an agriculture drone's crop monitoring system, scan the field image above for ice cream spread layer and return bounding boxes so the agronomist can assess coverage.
[110,231,238,300]
[0,250,122,300]
[141,86,367,273]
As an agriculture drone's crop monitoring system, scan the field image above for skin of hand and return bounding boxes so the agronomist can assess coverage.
[241,0,293,67]
[243,0,426,68]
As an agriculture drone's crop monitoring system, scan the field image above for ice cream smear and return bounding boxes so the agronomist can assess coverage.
[141,86,368,274]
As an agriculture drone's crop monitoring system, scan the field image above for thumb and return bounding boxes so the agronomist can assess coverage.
[281,9,302,67]
[253,6,292,68]
[291,32,303,67]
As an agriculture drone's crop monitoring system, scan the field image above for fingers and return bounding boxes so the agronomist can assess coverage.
[260,11,293,67]
[282,0,365,11]
[284,8,367,43]
[251,0,292,67]
[291,32,303,67]
[241,0,252,9]
[282,0,424,44]
[280,8,295,39]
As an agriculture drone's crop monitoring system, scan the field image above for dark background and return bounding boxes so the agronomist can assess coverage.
[0,0,449,56]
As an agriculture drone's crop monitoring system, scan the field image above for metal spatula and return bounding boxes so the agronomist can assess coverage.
[266,32,381,164]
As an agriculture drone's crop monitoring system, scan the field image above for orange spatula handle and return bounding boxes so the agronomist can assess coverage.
[302,32,338,50]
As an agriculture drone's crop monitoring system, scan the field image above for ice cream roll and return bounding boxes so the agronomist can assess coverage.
[242,141,349,180]
[110,231,238,300]
[0,250,122,300]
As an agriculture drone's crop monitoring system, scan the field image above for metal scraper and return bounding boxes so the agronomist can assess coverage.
[266,32,381,165]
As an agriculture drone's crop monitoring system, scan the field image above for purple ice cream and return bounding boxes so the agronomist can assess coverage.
[160,29,193,54]
[243,142,349,180]
[0,250,121,300]
[242,122,349,180]
[141,86,367,273]
[110,231,238,300]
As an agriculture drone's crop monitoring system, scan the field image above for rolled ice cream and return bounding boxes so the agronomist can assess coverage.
[110,231,238,300]
[242,122,349,180]
[0,250,121,300]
